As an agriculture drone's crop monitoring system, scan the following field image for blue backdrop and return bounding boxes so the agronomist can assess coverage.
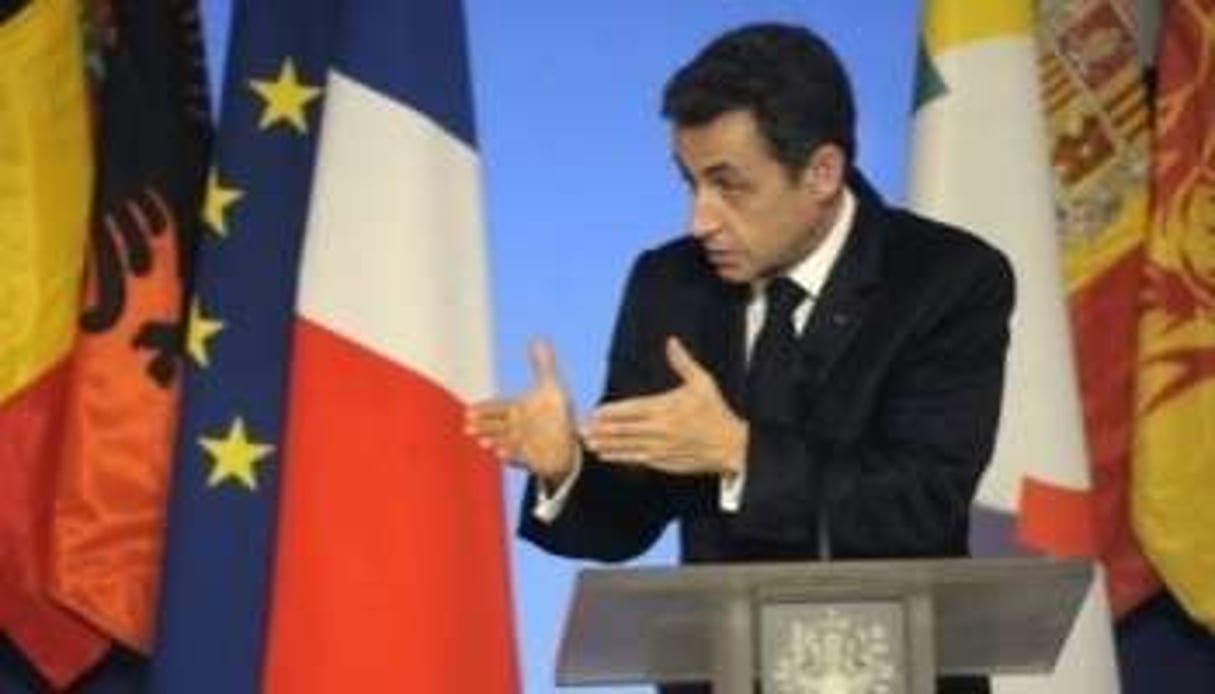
[0,2,1205,693]
[203,3,919,693]
[462,4,918,692]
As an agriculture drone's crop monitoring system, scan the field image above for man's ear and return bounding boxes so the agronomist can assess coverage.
[801,143,847,197]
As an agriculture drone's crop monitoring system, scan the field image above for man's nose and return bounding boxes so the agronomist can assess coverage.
[688,192,722,240]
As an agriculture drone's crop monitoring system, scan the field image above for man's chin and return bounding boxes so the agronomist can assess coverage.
[712,264,754,284]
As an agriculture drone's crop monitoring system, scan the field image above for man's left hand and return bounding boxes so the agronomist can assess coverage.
[582,336,747,476]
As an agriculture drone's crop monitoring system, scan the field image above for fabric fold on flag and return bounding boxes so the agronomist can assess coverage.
[1132,0,1215,631]
[50,0,212,652]
[0,0,107,686]
[1035,0,1158,617]
[152,2,517,692]
[908,1,1121,691]
[149,1,333,692]
[260,1,517,692]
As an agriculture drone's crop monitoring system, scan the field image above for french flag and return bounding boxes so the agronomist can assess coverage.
[261,0,518,690]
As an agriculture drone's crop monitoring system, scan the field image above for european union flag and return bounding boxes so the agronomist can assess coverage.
[149,2,333,692]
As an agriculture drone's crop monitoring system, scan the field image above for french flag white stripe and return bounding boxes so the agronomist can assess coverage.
[910,38,1091,510]
[295,70,493,401]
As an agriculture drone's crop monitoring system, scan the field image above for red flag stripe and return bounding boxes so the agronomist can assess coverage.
[264,319,517,693]
[0,361,108,687]
[1017,476,1099,557]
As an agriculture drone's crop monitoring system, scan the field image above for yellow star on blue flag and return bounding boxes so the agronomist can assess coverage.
[248,58,322,133]
[198,416,275,490]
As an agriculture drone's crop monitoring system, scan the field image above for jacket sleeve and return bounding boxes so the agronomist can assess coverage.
[518,251,677,562]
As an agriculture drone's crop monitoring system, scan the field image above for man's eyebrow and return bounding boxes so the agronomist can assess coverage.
[672,157,740,181]
[702,162,740,179]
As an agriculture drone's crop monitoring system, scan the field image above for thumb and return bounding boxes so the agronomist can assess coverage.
[528,338,562,387]
[666,336,706,384]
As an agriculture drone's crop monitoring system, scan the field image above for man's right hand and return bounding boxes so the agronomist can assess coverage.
[465,338,579,485]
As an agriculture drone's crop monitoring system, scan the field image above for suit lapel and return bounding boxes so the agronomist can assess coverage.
[798,189,884,382]
[701,280,749,411]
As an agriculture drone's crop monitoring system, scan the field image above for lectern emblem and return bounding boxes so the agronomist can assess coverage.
[769,607,898,694]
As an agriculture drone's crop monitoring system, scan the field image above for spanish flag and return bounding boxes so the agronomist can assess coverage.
[0,0,106,686]
[1132,0,1215,631]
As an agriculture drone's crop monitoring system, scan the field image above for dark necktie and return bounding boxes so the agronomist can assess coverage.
[745,277,807,422]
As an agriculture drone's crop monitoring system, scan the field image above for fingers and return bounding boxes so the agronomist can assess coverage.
[583,396,664,460]
[590,394,662,423]
[582,428,660,463]
[584,413,661,436]
[665,336,707,384]
[465,400,519,458]
[528,338,561,387]
[465,399,510,436]
[466,413,511,442]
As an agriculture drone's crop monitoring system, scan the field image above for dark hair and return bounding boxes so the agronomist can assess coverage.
[661,23,857,176]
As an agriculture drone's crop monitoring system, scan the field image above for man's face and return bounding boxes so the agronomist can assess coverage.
[673,109,844,284]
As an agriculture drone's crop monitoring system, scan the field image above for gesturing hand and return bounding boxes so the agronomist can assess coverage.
[582,336,747,476]
[465,339,579,484]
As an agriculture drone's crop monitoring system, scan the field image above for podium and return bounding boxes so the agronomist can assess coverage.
[556,557,1091,693]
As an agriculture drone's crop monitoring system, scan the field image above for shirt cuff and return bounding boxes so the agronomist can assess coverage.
[719,463,746,513]
[531,447,583,523]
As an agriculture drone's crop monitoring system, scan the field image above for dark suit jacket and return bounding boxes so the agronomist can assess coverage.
[521,180,1013,692]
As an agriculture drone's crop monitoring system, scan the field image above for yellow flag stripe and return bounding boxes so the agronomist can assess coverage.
[922,0,1033,56]
[0,0,92,401]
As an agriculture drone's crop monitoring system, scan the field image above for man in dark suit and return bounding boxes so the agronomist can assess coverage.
[468,23,1013,694]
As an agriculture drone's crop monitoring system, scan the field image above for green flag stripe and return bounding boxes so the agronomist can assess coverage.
[912,39,947,113]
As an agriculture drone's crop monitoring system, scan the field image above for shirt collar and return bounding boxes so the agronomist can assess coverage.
[759,186,856,301]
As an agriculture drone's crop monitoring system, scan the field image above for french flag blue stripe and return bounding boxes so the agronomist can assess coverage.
[331,0,477,147]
